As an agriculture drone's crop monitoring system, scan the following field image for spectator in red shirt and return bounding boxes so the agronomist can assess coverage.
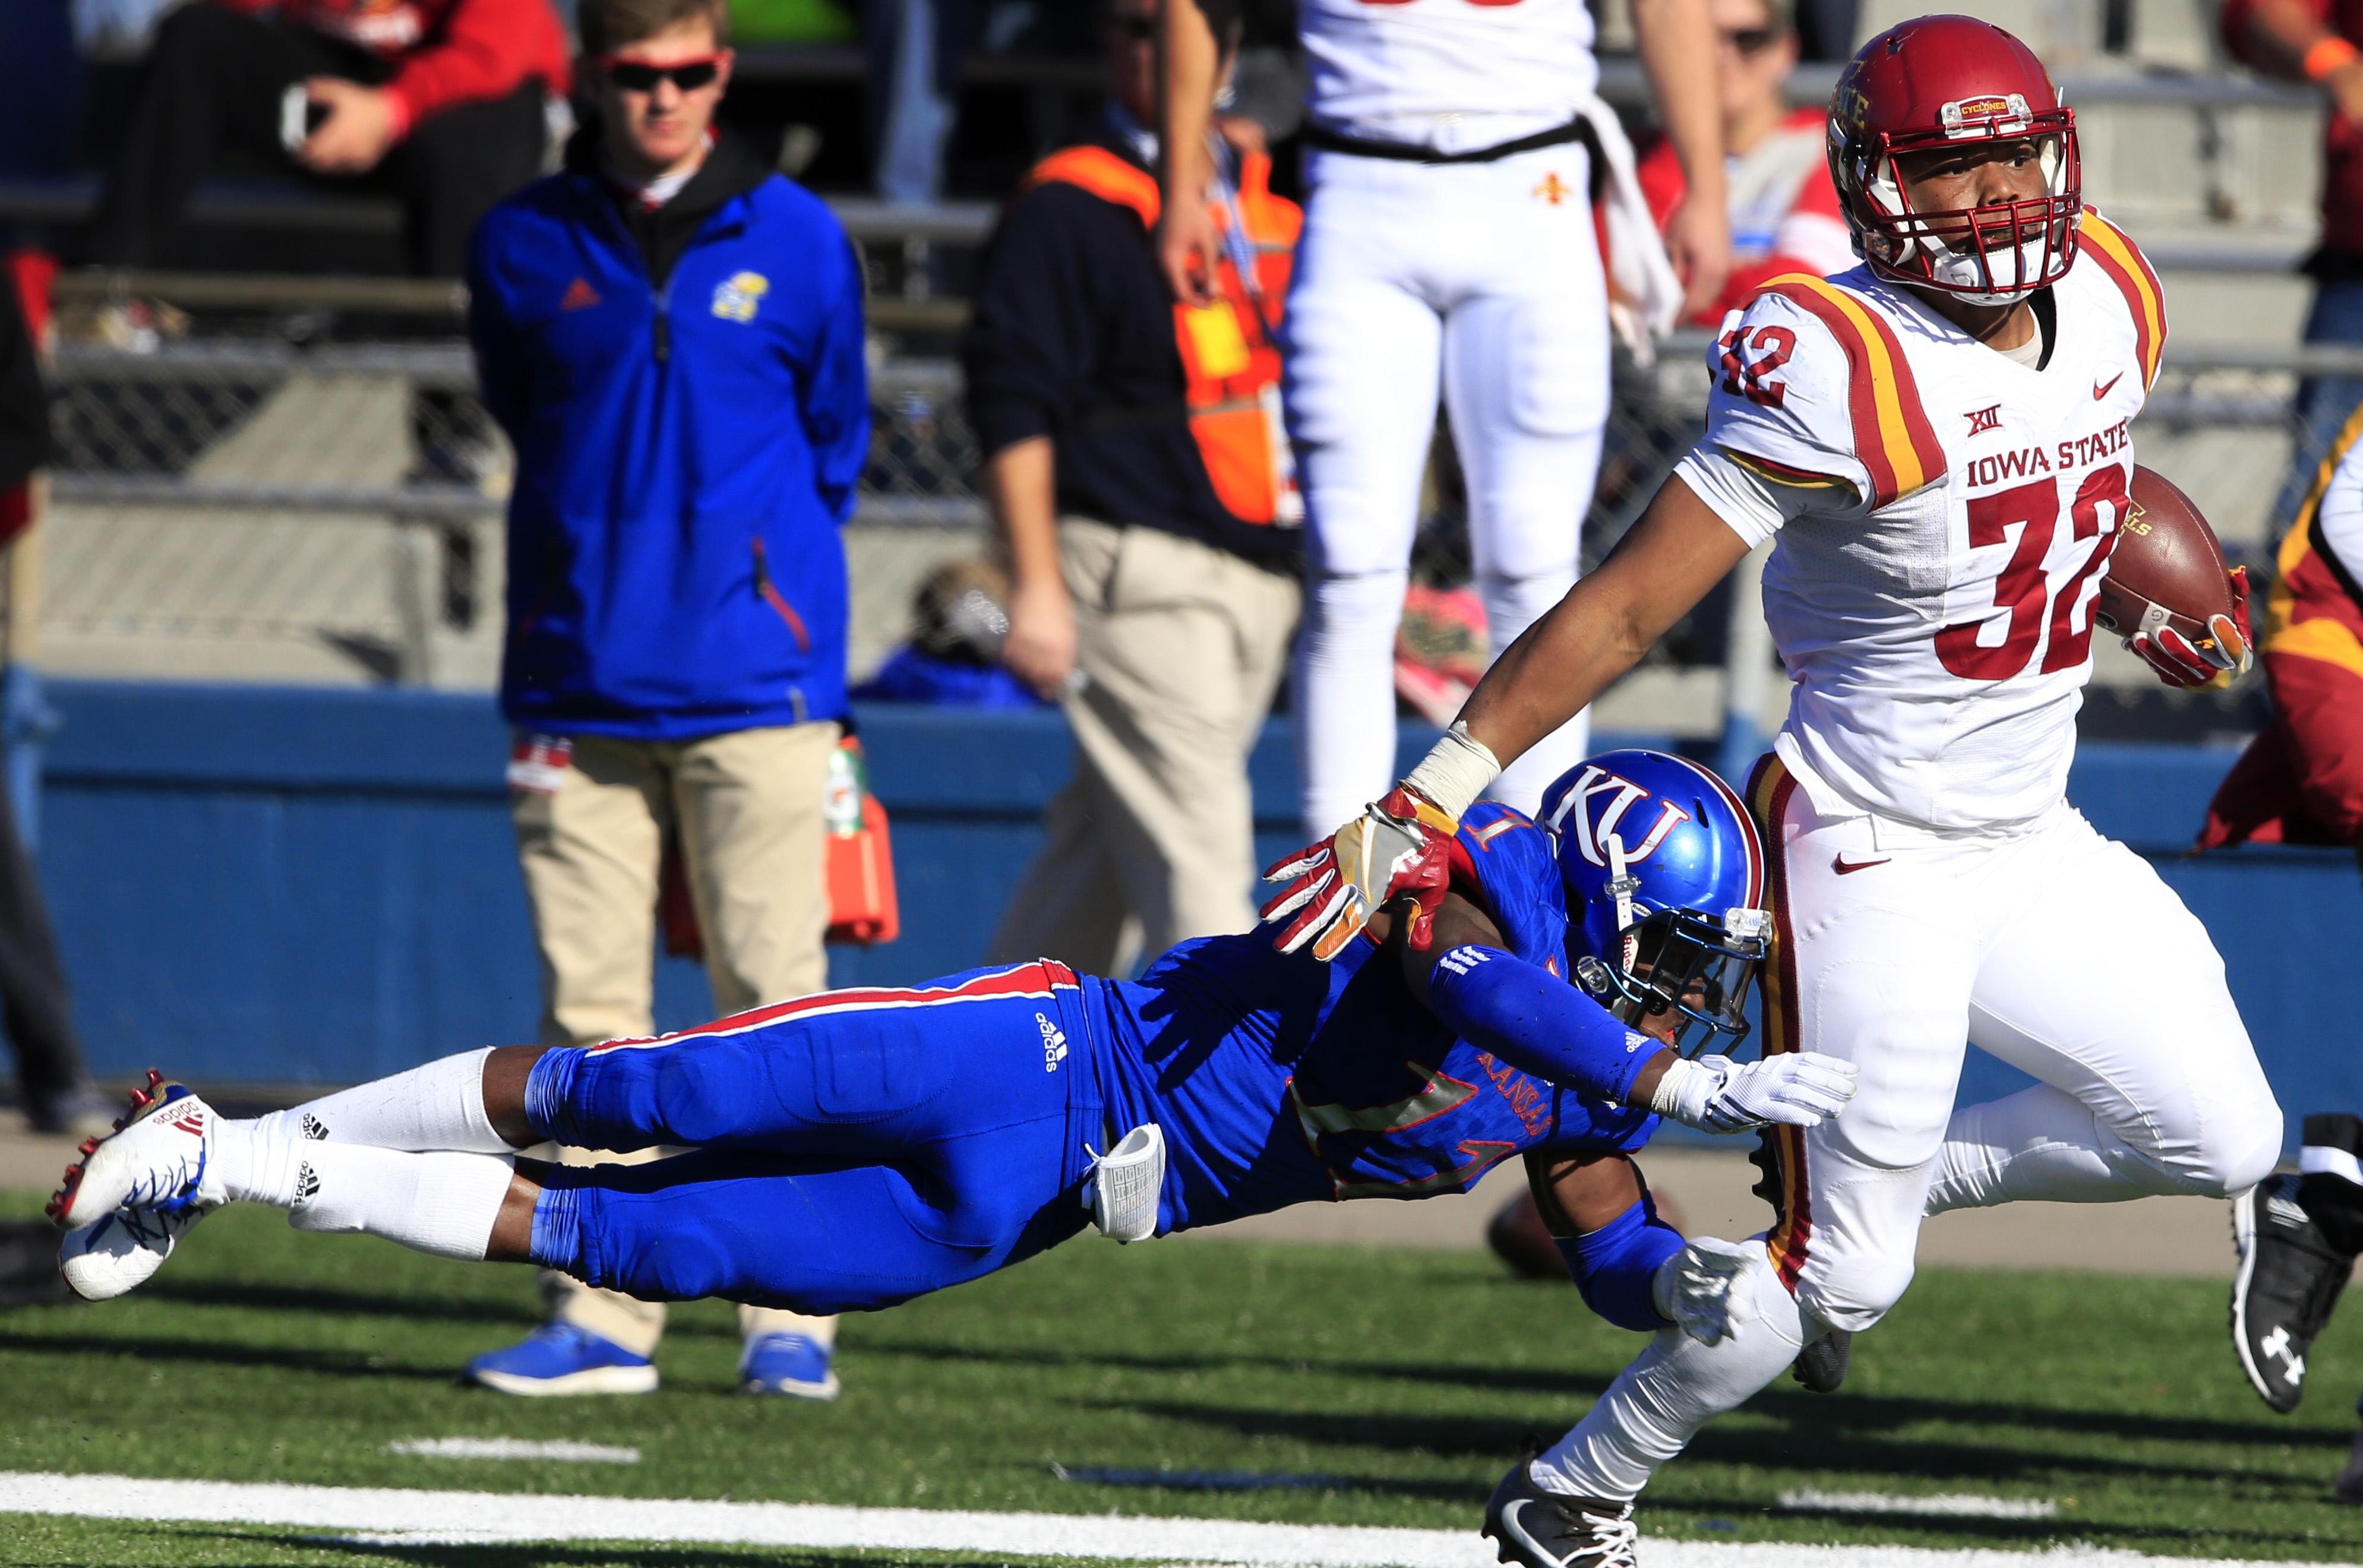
[87,0,570,278]
[2224,0,2363,524]
[1637,0,1852,325]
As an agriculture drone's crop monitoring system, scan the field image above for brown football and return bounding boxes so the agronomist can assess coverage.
[2094,466,2236,647]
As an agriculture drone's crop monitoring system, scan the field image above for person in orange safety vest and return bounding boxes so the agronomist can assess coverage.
[961,0,1303,978]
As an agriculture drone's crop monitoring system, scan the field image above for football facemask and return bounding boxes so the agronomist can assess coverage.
[1544,750,1771,1058]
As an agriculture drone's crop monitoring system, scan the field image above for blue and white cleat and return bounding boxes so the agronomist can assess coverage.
[58,1205,208,1301]
[738,1332,841,1401]
[47,1070,224,1231]
[466,1323,659,1396]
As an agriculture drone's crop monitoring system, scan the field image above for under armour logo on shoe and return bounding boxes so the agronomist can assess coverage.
[293,1162,320,1203]
[299,1114,329,1141]
[2261,1324,2307,1383]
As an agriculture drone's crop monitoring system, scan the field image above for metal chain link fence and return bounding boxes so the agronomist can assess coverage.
[34,303,2363,728]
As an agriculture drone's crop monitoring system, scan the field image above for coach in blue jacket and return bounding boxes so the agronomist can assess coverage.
[462,0,865,1402]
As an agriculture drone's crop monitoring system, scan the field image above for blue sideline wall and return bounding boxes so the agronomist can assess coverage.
[32,679,2362,1142]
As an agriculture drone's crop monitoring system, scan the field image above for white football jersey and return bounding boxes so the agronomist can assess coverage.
[1675,211,2168,833]
[1298,0,1597,153]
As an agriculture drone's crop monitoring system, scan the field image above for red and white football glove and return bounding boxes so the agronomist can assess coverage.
[1261,785,1459,961]
[2129,565,2253,690]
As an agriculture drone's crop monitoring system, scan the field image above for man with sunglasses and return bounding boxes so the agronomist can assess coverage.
[460,0,868,1402]
[84,0,567,279]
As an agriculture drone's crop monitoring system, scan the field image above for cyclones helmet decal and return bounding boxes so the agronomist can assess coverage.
[1827,14,2081,305]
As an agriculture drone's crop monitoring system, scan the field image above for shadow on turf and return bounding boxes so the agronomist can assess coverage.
[198,1532,1062,1568]
[0,1327,467,1382]
[142,1279,548,1327]
[883,1336,2352,1455]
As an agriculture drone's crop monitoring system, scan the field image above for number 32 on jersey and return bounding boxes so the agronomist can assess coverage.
[1935,461,2131,680]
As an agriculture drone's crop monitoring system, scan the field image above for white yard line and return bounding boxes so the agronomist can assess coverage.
[1780,1490,2059,1520]
[0,1470,2342,1568]
[384,1439,641,1464]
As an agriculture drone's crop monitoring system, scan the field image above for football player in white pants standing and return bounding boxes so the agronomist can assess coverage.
[1160,0,1732,836]
[1259,17,2284,1560]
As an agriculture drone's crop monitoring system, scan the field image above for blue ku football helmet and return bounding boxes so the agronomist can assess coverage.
[1539,750,1771,1056]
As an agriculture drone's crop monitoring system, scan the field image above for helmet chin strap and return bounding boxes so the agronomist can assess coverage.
[1606,832,1640,975]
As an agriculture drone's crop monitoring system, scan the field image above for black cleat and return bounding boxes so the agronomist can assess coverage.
[1791,1327,1852,1393]
[1481,1450,1638,1568]
[2231,1175,2353,1414]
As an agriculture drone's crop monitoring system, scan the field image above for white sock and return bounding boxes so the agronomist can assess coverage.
[1922,1083,2185,1215]
[207,1117,307,1207]
[284,1143,514,1262]
[1296,568,1409,842]
[1531,1248,1808,1503]
[252,1048,506,1154]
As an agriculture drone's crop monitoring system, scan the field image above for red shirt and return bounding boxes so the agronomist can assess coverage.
[2222,0,2363,254]
[216,0,571,140]
[1638,106,1853,324]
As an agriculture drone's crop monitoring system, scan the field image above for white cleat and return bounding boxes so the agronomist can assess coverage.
[59,1205,207,1301]
[47,1070,225,1231]
[1086,1123,1165,1243]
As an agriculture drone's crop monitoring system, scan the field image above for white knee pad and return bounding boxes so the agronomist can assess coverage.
[1795,1250,1917,1336]
[1473,570,1588,818]
[1473,569,1575,659]
[1294,568,1409,840]
[2176,1102,2286,1200]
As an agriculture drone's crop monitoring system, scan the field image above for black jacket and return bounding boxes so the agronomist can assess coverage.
[0,285,46,494]
[962,134,1299,568]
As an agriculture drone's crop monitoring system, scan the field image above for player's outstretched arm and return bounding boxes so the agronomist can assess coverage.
[1261,479,1751,962]
[1390,893,1856,1131]
[1524,1152,1765,1344]
[1461,476,1751,785]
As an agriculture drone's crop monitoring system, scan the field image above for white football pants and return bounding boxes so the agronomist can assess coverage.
[1534,751,2283,1504]
[1285,143,1609,840]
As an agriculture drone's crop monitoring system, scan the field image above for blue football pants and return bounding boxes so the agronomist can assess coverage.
[522,962,1098,1314]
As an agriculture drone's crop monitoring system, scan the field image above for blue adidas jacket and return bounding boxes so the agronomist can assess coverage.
[469,135,869,741]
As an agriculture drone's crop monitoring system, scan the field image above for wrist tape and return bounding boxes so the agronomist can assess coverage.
[1402,720,1500,821]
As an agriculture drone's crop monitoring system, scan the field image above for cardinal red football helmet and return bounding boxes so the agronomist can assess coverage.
[1827,15,2081,304]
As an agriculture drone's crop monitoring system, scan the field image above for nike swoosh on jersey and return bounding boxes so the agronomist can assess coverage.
[2093,372,2124,400]
[1831,853,1891,875]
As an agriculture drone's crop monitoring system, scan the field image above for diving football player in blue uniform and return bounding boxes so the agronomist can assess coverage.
[55,753,1853,1344]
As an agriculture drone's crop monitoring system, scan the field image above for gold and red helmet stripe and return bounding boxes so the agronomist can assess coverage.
[2076,210,2166,391]
[1762,275,1947,508]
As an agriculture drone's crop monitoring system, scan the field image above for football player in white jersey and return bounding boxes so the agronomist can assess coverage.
[1159,0,1732,838]
[1259,16,2285,1560]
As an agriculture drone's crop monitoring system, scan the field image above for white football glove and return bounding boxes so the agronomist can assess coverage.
[1651,1234,1765,1345]
[1648,1051,1857,1134]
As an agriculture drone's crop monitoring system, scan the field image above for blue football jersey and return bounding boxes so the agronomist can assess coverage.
[1089,802,1661,1232]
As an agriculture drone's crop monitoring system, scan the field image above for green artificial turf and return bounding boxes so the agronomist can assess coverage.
[1,1193,2361,1564]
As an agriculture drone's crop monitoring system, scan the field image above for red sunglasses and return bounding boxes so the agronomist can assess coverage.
[600,54,725,93]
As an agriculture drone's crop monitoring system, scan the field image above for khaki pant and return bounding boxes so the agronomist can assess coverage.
[513,722,840,1358]
[988,519,1300,972]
